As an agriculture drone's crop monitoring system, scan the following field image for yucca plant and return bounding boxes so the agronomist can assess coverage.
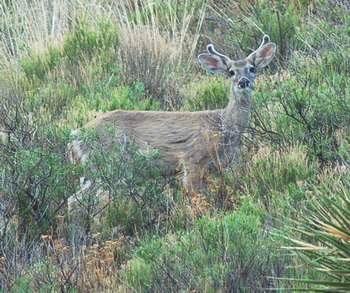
[282,175,350,292]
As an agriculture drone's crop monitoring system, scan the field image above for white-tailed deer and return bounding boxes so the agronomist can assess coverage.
[68,35,276,198]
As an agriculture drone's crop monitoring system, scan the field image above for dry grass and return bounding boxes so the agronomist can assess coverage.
[0,232,131,292]
[114,0,206,108]
[119,25,182,108]
[0,0,207,109]
[0,0,70,68]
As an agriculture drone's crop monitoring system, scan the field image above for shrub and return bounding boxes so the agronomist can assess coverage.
[63,20,119,62]
[248,3,350,167]
[0,92,80,289]
[253,51,350,166]
[68,127,178,237]
[217,0,303,66]
[122,199,287,292]
[182,77,229,111]
[0,122,77,241]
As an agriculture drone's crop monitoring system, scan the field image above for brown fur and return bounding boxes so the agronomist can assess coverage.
[83,109,225,191]
[69,88,251,192]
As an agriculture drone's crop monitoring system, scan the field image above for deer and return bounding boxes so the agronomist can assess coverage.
[68,35,276,205]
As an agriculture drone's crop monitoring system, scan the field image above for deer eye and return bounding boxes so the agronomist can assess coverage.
[249,67,256,74]
[229,69,235,76]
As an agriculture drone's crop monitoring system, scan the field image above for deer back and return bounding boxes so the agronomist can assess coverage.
[84,109,225,172]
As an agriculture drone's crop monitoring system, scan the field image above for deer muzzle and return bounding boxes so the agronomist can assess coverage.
[238,77,251,89]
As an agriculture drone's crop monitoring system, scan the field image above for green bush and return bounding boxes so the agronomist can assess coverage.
[249,3,350,167]
[65,82,160,128]
[124,257,154,290]
[20,19,119,82]
[182,77,229,111]
[21,46,62,80]
[26,81,76,121]
[103,82,160,112]
[0,119,77,242]
[63,20,119,62]
[253,51,350,165]
[123,199,286,292]
[10,260,62,293]
[69,127,178,237]
[10,275,35,293]
[18,19,163,129]
[224,0,303,66]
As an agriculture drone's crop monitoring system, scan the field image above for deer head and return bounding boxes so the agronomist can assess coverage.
[198,35,276,103]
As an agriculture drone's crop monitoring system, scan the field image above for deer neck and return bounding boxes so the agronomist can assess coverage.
[222,89,252,135]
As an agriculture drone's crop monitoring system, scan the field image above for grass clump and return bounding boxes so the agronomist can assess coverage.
[242,146,317,199]
[21,46,62,81]
[119,26,183,109]
[102,83,160,112]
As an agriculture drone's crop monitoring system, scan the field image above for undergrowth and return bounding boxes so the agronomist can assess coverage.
[0,0,349,292]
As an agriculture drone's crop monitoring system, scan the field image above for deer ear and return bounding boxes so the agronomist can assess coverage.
[198,53,228,74]
[248,43,276,69]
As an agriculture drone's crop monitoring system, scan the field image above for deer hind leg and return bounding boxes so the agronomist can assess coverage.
[0,129,10,144]
[182,162,208,194]
[67,130,89,166]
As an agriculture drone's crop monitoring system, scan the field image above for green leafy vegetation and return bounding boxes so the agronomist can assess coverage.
[182,77,229,110]
[123,199,285,292]
[0,0,349,292]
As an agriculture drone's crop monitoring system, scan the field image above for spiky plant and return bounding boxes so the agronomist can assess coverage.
[283,175,350,292]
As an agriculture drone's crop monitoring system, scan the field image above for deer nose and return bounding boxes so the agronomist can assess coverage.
[238,77,250,89]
